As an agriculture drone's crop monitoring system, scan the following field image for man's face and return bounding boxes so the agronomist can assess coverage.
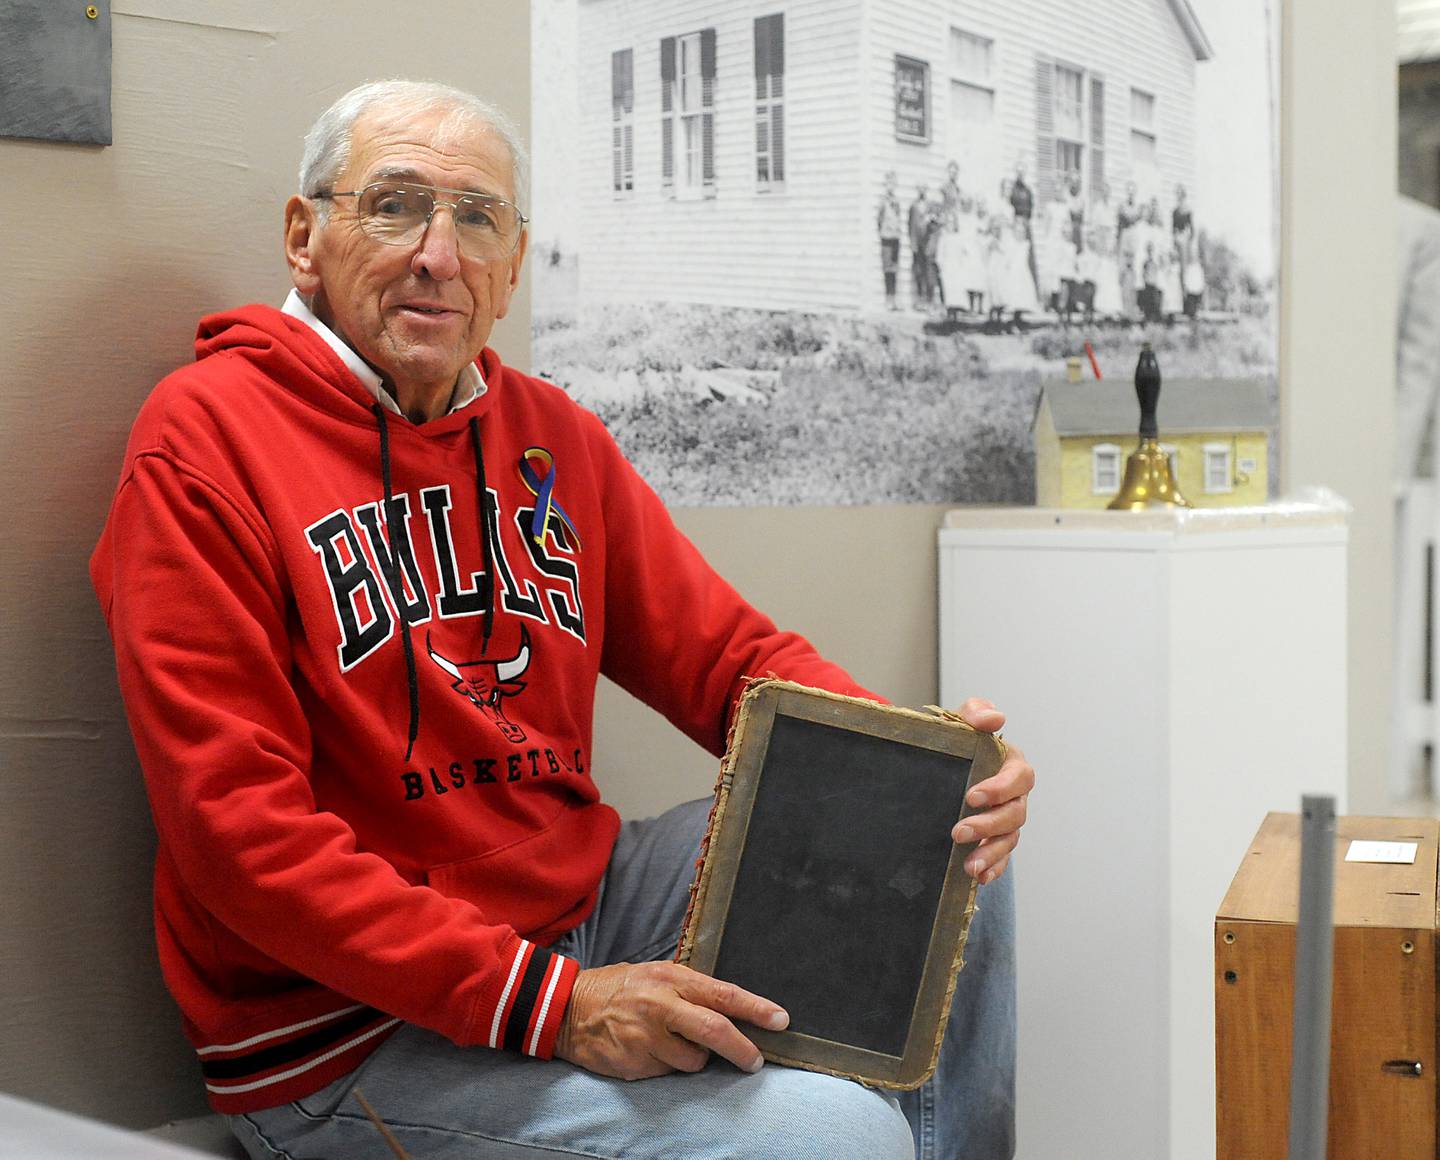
[285,105,526,412]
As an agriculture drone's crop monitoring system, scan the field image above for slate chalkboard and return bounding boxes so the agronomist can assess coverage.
[0,1,112,145]
[678,680,1005,1088]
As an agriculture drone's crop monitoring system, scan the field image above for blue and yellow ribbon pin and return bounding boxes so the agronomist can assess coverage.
[517,447,582,552]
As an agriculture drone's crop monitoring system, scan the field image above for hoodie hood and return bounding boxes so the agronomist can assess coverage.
[194,304,502,437]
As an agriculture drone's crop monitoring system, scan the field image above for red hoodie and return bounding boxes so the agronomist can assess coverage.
[90,306,870,1113]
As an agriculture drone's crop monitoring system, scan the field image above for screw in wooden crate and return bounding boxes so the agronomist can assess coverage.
[1222,930,1236,945]
[1402,940,1415,955]
[1223,970,1238,984]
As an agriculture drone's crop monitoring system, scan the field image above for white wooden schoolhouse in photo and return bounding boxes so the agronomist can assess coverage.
[574,0,1213,314]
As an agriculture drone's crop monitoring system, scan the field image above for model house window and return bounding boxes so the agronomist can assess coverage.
[612,49,634,195]
[1092,443,1122,494]
[755,14,785,188]
[949,28,997,178]
[1054,64,1085,186]
[661,29,716,198]
[1203,443,1233,493]
[1130,88,1157,193]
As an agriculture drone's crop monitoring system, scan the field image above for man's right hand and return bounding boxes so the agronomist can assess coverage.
[553,962,789,1080]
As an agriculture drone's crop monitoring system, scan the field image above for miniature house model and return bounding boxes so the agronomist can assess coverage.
[1033,378,1270,509]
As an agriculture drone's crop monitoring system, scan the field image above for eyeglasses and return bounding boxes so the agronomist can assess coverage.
[312,182,528,259]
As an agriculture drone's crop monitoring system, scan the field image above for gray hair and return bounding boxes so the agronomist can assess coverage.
[299,80,529,217]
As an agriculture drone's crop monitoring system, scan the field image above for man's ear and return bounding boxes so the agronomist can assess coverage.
[493,228,528,321]
[284,195,323,296]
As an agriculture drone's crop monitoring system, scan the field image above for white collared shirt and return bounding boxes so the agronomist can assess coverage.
[281,288,487,419]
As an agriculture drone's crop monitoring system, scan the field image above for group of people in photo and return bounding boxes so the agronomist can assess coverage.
[876,160,1208,329]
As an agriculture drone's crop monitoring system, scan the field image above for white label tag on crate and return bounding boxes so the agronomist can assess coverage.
[1344,840,1418,864]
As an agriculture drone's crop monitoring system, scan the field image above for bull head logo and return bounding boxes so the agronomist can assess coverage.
[426,626,532,743]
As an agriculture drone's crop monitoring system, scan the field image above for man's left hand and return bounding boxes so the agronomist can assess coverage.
[948,698,1033,884]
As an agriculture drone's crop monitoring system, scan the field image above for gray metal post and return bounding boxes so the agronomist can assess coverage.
[1287,794,1336,1160]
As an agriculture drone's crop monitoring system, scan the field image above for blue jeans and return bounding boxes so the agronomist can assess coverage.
[230,799,1015,1159]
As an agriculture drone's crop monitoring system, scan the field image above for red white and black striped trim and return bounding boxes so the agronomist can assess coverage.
[487,938,579,1058]
[197,1004,400,1100]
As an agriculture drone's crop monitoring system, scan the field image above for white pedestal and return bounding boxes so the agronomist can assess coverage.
[938,505,1348,1160]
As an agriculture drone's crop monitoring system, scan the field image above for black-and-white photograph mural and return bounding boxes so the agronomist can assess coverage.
[530,0,1278,506]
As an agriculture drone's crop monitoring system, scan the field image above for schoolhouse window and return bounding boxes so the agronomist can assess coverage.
[1092,443,1122,495]
[611,49,634,195]
[950,28,992,80]
[754,14,785,188]
[1130,88,1157,194]
[1054,64,1085,187]
[1203,443,1233,493]
[661,29,717,199]
[949,28,996,177]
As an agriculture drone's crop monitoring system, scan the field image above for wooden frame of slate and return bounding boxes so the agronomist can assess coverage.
[677,679,1003,1089]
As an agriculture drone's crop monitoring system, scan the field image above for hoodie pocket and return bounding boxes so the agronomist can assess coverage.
[424,801,620,937]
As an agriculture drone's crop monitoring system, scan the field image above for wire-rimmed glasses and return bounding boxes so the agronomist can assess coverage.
[312,182,528,260]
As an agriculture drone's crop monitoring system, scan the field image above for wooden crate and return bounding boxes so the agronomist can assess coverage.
[1215,813,1439,1159]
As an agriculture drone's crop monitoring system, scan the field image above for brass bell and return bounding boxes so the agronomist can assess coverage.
[1108,345,1191,510]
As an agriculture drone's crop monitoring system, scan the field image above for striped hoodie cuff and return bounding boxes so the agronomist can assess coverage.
[485,937,581,1060]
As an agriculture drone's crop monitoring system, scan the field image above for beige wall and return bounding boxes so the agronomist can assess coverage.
[1280,0,1396,812]
[0,0,1399,1134]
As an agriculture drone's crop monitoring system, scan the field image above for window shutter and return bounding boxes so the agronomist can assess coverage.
[661,37,676,193]
[661,37,676,105]
[701,27,717,194]
[623,51,634,191]
[1035,55,1055,207]
[1089,73,1105,196]
[755,15,784,184]
[755,14,783,78]
[611,51,623,192]
[772,103,785,182]
[701,27,716,86]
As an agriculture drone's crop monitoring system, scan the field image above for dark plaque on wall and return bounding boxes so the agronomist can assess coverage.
[678,680,1003,1088]
[894,54,929,144]
[0,1,112,145]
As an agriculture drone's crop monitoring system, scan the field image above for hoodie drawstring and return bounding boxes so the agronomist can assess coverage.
[469,416,495,656]
[373,404,421,762]
[372,404,495,761]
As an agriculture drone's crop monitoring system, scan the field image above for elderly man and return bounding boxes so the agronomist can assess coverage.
[91,81,1031,1160]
